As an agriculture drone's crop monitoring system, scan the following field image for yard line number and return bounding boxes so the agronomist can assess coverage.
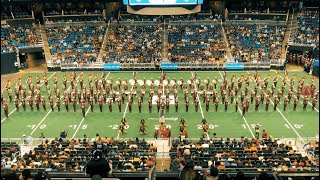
[28,124,46,129]
[197,124,219,129]
[68,124,88,130]
[108,125,130,130]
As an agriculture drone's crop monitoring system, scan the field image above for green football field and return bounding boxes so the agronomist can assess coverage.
[1,70,319,143]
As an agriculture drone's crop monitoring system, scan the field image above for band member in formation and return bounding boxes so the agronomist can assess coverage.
[49,97,54,111]
[117,97,122,112]
[72,97,77,112]
[28,96,34,111]
[312,97,317,111]
[14,96,19,111]
[273,96,279,111]
[3,99,8,117]
[64,97,69,112]
[138,98,142,113]
[293,97,298,111]
[195,98,199,112]
[303,96,308,111]
[35,95,40,111]
[283,97,289,111]
[81,101,86,117]
[41,96,46,111]
[235,99,238,112]
[265,95,270,111]
[224,99,228,112]
[214,97,219,112]
[56,97,61,112]
[242,101,246,117]
[148,97,152,113]
[128,98,133,113]
[205,96,210,112]
[255,96,260,111]
[108,99,113,112]
[185,98,189,112]
[175,98,178,112]
[89,97,94,112]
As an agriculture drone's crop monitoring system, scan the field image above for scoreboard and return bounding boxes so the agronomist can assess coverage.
[123,0,203,5]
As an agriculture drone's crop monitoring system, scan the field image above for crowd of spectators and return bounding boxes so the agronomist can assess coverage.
[44,10,62,16]
[224,24,286,62]
[46,25,105,65]
[1,137,157,174]
[227,14,287,21]
[105,24,163,63]
[44,16,103,24]
[168,13,220,22]
[169,136,319,174]
[293,8,319,48]
[168,24,225,63]
[1,23,38,53]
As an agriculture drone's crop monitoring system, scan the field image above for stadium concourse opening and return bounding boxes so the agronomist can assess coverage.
[1,0,319,179]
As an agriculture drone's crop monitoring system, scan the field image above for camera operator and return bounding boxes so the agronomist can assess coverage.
[85,150,112,178]
[60,130,68,139]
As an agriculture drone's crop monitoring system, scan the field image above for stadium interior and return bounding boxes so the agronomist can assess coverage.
[1,0,319,179]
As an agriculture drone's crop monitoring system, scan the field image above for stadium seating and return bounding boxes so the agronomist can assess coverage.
[224,24,286,62]
[46,25,105,65]
[168,24,225,62]
[169,137,319,172]
[1,23,38,53]
[293,8,319,48]
[105,24,163,63]
[1,138,157,172]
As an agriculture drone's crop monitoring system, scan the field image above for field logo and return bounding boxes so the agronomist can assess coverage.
[152,95,175,105]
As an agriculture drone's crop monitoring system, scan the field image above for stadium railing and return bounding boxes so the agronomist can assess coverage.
[50,61,275,71]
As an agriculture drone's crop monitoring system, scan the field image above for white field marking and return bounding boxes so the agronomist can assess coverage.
[246,71,306,144]
[30,72,83,135]
[71,107,91,139]
[1,72,56,123]
[117,72,135,139]
[71,72,110,139]
[219,71,255,138]
[274,70,319,112]
[191,72,209,140]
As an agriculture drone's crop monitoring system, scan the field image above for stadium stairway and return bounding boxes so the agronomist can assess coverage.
[221,23,233,61]
[34,24,43,47]
[147,139,171,171]
[97,21,111,61]
[162,19,169,59]
[39,24,52,63]
[282,11,298,59]
[287,12,298,45]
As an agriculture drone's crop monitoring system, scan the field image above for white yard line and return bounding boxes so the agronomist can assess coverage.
[117,73,135,139]
[30,72,83,135]
[274,70,319,112]
[1,72,56,123]
[218,71,255,138]
[191,72,209,140]
[71,72,110,139]
[246,71,306,144]
[71,107,91,139]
